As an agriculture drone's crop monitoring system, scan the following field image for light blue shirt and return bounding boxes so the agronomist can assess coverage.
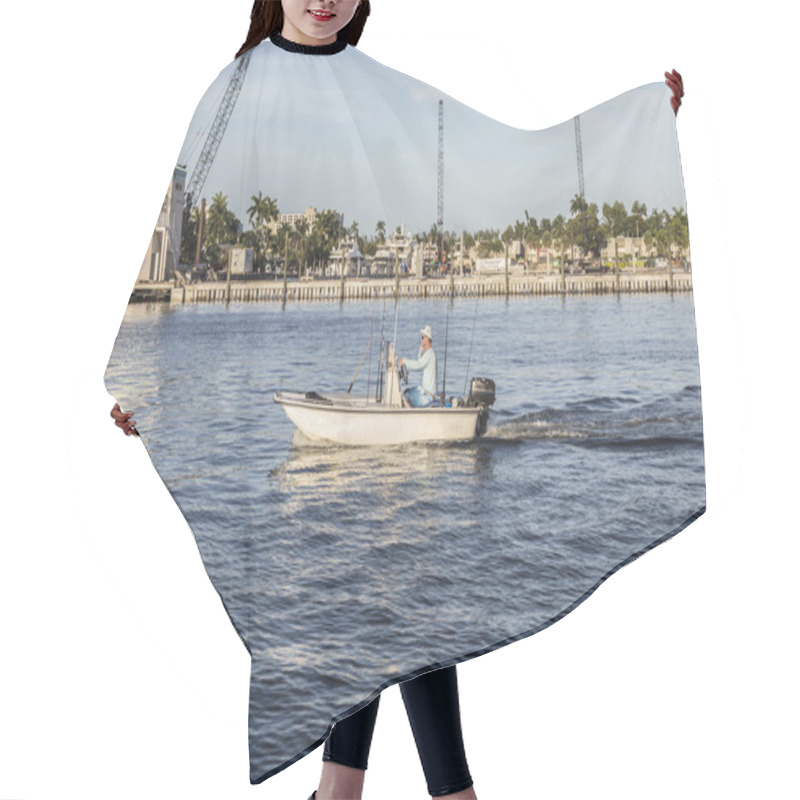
[404,347,437,397]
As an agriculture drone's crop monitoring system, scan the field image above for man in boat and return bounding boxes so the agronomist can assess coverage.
[399,325,438,408]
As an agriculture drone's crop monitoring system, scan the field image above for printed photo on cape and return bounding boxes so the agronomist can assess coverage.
[8,2,797,800]
[105,7,703,783]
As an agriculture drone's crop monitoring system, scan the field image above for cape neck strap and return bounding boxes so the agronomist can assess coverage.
[270,33,348,56]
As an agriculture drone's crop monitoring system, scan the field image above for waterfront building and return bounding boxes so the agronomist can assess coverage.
[328,238,367,277]
[137,166,186,282]
[601,235,652,264]
[475,257,525,275]
[450,238,471,274]
[370,227,414,276]
[600,235,690,271]
[269,206,343,234]
[229,247,255,275]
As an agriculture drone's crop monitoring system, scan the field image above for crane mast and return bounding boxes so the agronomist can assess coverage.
[437,99,444,269]
[185,50,253,210]
[574,114,585,200]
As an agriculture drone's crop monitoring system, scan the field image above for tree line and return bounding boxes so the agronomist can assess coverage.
[181,190,690,274]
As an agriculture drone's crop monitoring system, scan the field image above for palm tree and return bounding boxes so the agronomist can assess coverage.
[567,197,603,264]
[313,210,341,243]
[203,192,243,269]
[293,217,310,276]
[375,220,386,244]
[276,221,292,249]
[668,207,689,269]
[539,228,552,271]
[180,205,200,265]
[311,209,345,272]
[630,200,647,238]
[246,192,278,272]
[602,201,628,275]
[569,193,589,217]
[207,192,232,245]
[512,219,527,265]
[641,208,666,263]
[551,214,566,274]
[500,226,516,291]
[602,201,628,237]
[523,210,540,272]
[569,194,590,267]
[477,230,503,258]
[247,191,278,229]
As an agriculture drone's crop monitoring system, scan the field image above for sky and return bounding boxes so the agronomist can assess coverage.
[2,2,798,799]
[177,40,684,235]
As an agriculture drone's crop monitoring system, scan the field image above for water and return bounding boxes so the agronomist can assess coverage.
[106,293,705,780]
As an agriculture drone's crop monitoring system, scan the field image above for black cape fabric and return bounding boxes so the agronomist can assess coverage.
[106,35,705,782]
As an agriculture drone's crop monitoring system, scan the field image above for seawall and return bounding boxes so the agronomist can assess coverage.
[131,271,692,304]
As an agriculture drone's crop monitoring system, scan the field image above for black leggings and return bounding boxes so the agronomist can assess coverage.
[323,665,473,797]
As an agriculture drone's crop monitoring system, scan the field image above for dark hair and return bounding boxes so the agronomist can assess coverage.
[236,1,371,58]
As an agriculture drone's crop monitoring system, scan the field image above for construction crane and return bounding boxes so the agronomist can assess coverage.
[185,50,253,211]
[437,99,444,269]
[573,114,585,200]
[573,113,588,268]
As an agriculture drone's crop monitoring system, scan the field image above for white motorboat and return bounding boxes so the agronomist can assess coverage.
[274,343,495,446]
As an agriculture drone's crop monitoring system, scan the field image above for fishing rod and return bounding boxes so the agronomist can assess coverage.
[441,297,451,402]
[366,292,375,402]
[392,256,402,348]
[347,339,372,396]
[463,293,480,396]
[391,247,403,374]
[376,293,387,402]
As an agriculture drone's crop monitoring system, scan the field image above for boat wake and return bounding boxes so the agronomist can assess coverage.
[484,386,702,448]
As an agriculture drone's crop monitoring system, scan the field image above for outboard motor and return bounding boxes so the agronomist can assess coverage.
[467,377,496,437]
[467,377,496,408]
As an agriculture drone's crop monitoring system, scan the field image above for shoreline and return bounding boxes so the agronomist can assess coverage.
[131,271,692,304]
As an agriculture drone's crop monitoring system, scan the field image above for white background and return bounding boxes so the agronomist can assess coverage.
[1,1,797,798]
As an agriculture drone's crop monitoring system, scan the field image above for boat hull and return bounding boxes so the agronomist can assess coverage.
[274,391,486,446]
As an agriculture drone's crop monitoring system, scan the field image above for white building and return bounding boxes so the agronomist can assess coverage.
[229,247,255,275]
[269,206,344,234]
[371,227,414,276]
[328,238,366,277]
[137,165,186,282]
[601,236,656,264]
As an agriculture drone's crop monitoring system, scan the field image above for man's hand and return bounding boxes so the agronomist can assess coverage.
[665,69,684,115]
[110,403,139,436]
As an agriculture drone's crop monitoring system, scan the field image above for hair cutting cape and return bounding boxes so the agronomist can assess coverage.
[106,34,705,783]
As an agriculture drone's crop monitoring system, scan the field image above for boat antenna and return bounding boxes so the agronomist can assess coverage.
[463,294,480,395]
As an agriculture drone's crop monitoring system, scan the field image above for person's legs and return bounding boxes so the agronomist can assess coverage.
[316,668,476,799]
[400,666,475,798]
[404,386,433,408]
[316,695,381,800]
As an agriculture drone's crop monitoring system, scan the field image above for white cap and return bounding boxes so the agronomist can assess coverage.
[420,325,433,341]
